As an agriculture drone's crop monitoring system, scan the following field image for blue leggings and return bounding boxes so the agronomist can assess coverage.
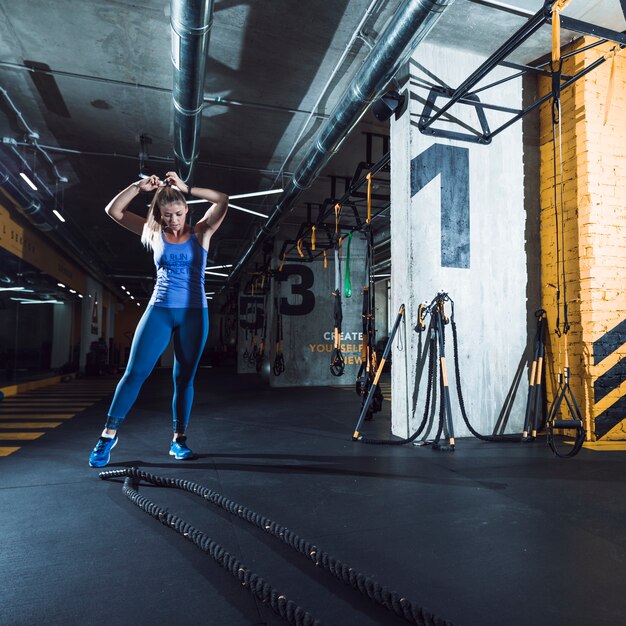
[105,306,208,433]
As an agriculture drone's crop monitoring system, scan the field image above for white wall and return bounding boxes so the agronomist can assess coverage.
[390,43,527,439]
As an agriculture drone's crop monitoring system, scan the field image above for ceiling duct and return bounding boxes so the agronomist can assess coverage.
[171,0,214,184]
[229,0,456,284]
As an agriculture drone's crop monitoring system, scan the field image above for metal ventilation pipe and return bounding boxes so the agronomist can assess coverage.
[171,0,214,184]
[229,0,456,284]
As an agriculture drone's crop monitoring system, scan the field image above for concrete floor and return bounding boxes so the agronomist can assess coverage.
[1,367,626,625]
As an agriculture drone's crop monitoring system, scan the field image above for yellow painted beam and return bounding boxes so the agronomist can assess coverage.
[0,422,62,428]
[0,446,20,456]
[0,432,45,440]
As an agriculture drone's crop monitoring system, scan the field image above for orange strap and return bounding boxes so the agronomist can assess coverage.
[366,172,372,224]
[296,239,304,258]
[551,1,572,65]
[311,225,316,251]
[323,249,327,270]
[334,203,341,234]
[603,47,624,125]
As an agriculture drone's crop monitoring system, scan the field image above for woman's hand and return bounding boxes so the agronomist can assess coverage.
[135,175,161,192]
[163,171,188,194]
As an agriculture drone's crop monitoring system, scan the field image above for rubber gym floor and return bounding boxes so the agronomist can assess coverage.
[1,366,626,626]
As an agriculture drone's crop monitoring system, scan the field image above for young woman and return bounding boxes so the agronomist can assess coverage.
[89,171,228,467]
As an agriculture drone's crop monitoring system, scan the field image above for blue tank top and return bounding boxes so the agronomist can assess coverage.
[148,231,208,308]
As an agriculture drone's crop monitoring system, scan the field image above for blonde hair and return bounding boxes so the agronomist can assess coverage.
[141,185,188,252]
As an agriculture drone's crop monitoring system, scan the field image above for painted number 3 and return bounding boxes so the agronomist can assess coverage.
[276,264,315,316]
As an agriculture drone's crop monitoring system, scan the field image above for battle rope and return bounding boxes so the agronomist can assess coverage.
[99,468,453,626]
[357,293,539,447]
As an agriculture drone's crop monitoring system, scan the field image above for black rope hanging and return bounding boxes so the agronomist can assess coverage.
[99,467,453,626]
[355,225,383,419]
[330,203,345,377]
[544,7,586,458]
[273,296,285,376]
[356,293,545,448]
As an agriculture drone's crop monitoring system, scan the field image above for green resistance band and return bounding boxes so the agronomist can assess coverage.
[344,231,352,298]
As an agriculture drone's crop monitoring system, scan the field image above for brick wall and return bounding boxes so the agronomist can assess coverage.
[539,38,626,440]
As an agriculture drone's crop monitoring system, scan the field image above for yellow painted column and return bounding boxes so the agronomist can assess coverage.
[539,38,626,441]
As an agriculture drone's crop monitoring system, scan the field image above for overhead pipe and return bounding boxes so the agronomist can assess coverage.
[229,0,456,284]
[171,0,214,184]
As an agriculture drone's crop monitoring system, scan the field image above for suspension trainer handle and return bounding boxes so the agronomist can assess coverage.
[352,304,405,440]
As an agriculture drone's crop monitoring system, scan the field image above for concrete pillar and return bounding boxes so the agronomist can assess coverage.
[390,42,528,439]
[539,38,626,441]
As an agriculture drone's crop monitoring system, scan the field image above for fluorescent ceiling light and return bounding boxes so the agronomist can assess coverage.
[57,282,66,288]
[11,298,64,304]
[230,189,283,200]
[205,264,233,270]
[205,271,229,277]
[228,202,268,218]
[0,287,33,292]
[19,171,38,191]
[52,209,66,223]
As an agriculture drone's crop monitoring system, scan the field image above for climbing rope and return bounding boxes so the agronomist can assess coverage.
[99,467,453,626]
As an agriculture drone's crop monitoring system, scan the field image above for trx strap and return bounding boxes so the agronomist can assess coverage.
[353,305,405,440]
[355,227,382,419]
[99,468,453,626]
[330,204,345,376]
[546,333,586,458]
[366,172,372,225]
[545,17,586,457]
[344,231,352,298]
[255,295,268,373]
[310,225,316,251]
[273,296,285,376]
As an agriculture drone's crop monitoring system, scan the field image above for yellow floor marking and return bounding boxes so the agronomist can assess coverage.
[0,400,94,405]
[0,432,45,440]
[0,414,76,419]
[0,422,62,428]
[583,441,626,451]
[0,446,20,456]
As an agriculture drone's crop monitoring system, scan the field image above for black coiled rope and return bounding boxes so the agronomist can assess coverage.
[450,317,522,443]
[100,467,452,626]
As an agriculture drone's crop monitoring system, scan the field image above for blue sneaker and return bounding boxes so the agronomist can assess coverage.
[89,436,118,468]
[169,436,194,460]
